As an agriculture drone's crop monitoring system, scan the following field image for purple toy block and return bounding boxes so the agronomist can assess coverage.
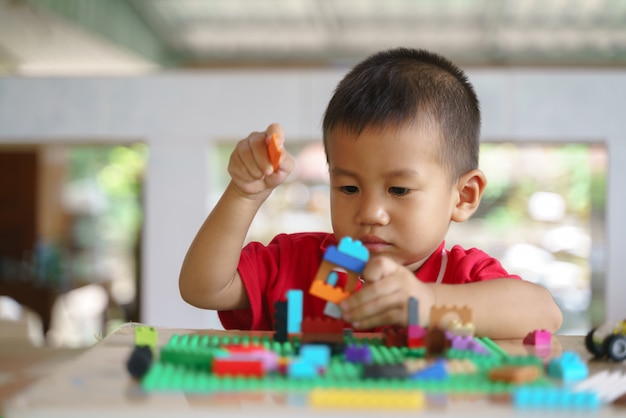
[450,334,489,355]
[344,345,373,364]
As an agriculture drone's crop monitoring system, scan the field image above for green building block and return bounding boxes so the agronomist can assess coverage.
[139,332,555,396]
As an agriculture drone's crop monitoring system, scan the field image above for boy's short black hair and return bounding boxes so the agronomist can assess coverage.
[322,47,481,181]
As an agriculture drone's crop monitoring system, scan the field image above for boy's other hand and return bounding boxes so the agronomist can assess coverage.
[340,255,435,329]
[228,123,295,200]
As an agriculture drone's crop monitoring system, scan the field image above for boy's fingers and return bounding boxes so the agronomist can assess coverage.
[341,278,398,318]
[235,133,267,179]
[348,296,406,329]
[266,123,285,142]
[361,255,399,284]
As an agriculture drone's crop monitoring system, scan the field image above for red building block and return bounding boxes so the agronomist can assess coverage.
[213,358,264,377]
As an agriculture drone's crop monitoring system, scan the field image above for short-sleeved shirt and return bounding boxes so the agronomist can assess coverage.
[218,232,520,330]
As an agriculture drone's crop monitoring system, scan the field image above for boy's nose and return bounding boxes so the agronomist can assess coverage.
[356,195,390,226]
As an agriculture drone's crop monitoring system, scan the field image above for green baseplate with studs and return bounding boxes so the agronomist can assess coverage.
[140,333,554,394]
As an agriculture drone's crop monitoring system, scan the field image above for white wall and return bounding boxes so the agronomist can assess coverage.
[0,69,624,329]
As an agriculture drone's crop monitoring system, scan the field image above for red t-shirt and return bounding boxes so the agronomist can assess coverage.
[218,232,520,330]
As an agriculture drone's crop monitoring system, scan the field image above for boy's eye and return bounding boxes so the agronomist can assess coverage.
[340,185,359,195]
[389,187,410,196]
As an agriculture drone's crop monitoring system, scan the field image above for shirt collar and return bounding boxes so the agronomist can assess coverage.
[414,241,446,282]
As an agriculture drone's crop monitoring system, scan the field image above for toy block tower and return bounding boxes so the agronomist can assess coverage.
[309,237,369,304]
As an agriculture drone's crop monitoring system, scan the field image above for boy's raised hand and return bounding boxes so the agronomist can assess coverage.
[340,255,436,329]
[228,123,295,200]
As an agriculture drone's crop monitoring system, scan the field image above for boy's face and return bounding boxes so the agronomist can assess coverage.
[327,122,458,272]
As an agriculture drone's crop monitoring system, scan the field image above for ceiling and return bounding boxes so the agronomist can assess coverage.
[2,0,626,75]
[134,0,626,66]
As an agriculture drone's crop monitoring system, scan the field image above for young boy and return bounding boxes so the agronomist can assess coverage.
[179,47,562,339]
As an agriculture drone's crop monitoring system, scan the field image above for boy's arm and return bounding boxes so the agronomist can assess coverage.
[342,256,562,339]
[429,278,562,339]
[179,124,294,311]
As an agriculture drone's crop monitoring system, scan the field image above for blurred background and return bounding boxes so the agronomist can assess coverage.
[0,0,623,346]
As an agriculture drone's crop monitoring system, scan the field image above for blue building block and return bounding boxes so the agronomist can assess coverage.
[547,352,588,382]
[288,359,318,378]
[337,237,369,261]
[300,344,331,368]
[324,246,367,274]
[326,271,339,286]
[411,359,448,380]
[513,387,600,410]
[286,289,303,334]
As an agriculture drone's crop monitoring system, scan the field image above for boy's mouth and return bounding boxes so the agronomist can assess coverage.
[358,235,390,252]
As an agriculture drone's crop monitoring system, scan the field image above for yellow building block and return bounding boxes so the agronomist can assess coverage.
[309,388,425,409]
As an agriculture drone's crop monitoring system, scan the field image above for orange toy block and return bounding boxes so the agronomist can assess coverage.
[309,279,350,304]
[267,133,282,172]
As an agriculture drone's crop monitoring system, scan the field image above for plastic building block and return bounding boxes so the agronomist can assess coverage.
[430,305,472,329]
[135,326,158,349]
[273,300,288,342]
[424,327,450,358]
[411,359,447,380]
[404,358,427,374]
[323,301,342,319]
[476,337,509,359]
[300,344,331,368]
[309,388,425,410]
[301,316,344,334]
[523,329,552,346]
[216,346,279,372]
[267,133,282,171]
[312,237,369,295]
[300,317,345,345]
[337,236,369,262]
[288,359,319,378]
[382,326,407,347]
[408,325,426,339]
[408,297,419,325]
[126,345,153,379]
[512,387,600,410]
[449,335,490,355]
[326,271,339,286]
[213,358,264,377]
[488,365,542,384]
[345,345,373,364]
[323,246,367,275]
[445,359,478,375]
[363,363,409,379]
[446,319,476,337]
[140,332,555,397]
[547,352,588,382]
[286,289,303,334]
[159,334,218,368]
[573,370,626,404]
[309,279,350,304]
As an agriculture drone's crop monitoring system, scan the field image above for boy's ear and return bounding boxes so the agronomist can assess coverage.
[451,169,487,222]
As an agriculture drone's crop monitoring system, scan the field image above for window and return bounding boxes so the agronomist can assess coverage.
[209,141,606,334]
